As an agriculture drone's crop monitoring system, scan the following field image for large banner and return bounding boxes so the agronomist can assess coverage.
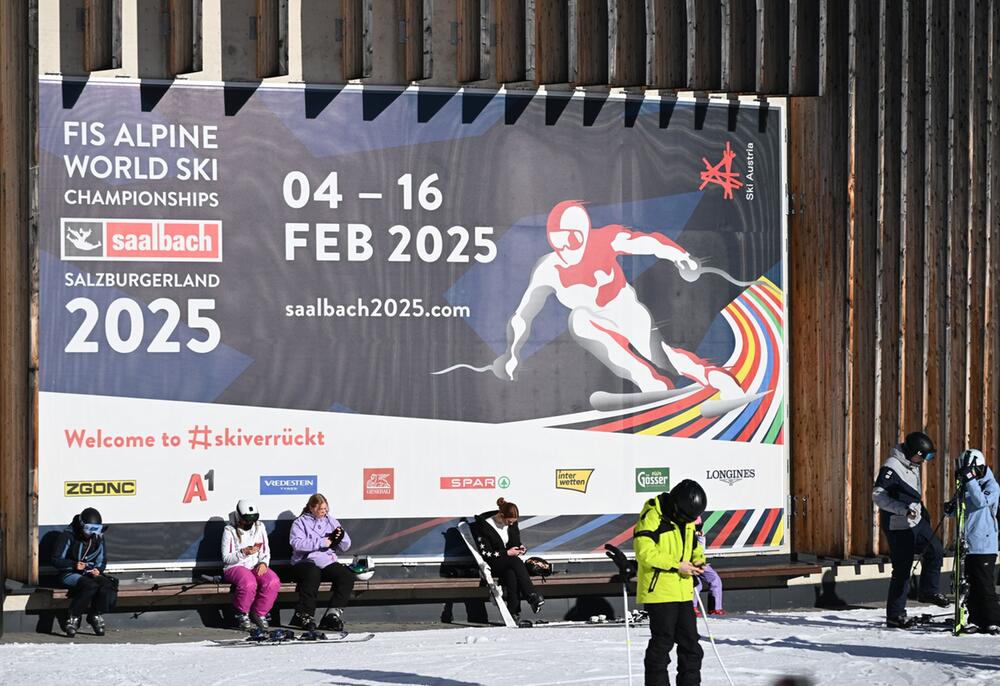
[38,78,788,566]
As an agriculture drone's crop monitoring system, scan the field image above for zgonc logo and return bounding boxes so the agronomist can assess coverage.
[61,218,222,262]
[64,480,136,497]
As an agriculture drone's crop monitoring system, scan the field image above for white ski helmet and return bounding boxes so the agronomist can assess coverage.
[236,499,260,522]
[350,555,375,581]
[959,449,987,480]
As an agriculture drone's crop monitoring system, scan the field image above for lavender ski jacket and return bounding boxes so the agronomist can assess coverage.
[289,512,351,568]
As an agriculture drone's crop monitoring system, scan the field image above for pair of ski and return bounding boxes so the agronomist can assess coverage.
[213,629,375,647]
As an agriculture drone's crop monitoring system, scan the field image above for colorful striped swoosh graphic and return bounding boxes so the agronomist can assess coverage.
[551,278,785,444]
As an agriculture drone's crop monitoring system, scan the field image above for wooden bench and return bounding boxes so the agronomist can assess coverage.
[26,562,820,612]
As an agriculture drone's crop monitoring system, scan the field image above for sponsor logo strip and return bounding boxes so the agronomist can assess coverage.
[555,468,594,493]
[260,475,318,495]
[64,480,136,497]
[61,218,222,262]
[363,468,394,500]
[635,467,670,492]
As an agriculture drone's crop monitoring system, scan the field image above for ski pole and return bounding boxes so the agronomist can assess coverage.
[695,590,735,686]
[908,489,957,579]
[130,575,219,619]
[622,576,633,686]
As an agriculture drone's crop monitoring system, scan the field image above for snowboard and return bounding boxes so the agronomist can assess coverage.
[456,520,518,628]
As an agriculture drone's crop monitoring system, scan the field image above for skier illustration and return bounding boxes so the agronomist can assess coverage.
[492,200,759,417]
[65,225,102,251]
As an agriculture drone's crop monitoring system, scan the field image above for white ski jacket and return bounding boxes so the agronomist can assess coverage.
[221,522,271,571]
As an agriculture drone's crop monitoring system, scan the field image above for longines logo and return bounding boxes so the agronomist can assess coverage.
[705,468,756,486]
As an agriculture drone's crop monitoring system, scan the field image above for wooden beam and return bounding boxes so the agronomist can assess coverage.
[609,0,644,86]
[645,0,686,88]
[342,0,364,79]
[686,0,720,90]
[403,0,424,80]
[720,0,754,92]
[168,0,195,76]
[756,0,789,93]
[985,0,1000,463]
[789,0,820,95]
[83,0,114,72]
[569,0,607,86]
[457,0,482,82]
[899,0,927,450]
[495,0,526,83]
[533,0,568,84]
[256,0,281,78]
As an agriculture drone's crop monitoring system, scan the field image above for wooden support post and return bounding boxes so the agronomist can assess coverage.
[789,0,819,95]
[403,0,424,80]
[756,0,789,94]
[83,0,115,71]
[256,0,282,78]
[645,0,686,88]
[495,0,526,83]
[608,0,644,86]
[532,0,568,84]
[342,0,364,79]
[168,0,195,75]
[569,0,607,86]
[457,0,482,82]
[985,0,1000,463]
[292,0,344,83]
[362,0,406,83]
[686,0,720,90]
[720,0,754,92]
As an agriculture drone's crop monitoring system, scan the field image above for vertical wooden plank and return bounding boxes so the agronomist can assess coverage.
[533,0,568,84]
[609,1,645,86]
[84,0,113,72]
[569,0,607,85]
[361,0,406,82]
[169,0,194,76]
[788,0,850,557]
[404,0,424,80]
[923,0,950,523]
[789,0,820,95]
[846,0,879,557]
[295,0,345,83]
[257,0,280,78]
[757,0,789,94]
[686,0,720,90]
[0,0,31,582]
[899,0,927,452]
[458,0,482,82]
[945,0,970,488]
[720,0,754,92]
[966,0,989,450]
[495,0,526,82]
[342,0,364,79]
[985,0,1000,464]
[645,0,687,88]
[873,0,902,555]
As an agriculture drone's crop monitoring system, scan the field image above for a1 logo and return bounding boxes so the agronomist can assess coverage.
[183,469,215,503]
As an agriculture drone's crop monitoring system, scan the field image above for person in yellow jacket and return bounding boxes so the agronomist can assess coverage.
[634,479,708,686]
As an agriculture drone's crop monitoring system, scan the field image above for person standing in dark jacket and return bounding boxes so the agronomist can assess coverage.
[471,498,544,620]
[872,431,947,628]
[51,507,117,637]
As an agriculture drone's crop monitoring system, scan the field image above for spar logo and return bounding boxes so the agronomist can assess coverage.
[64,480,136,497]
[555,469,594,494]
[439,475,510,490]
[363,468,394,500]
[635,467,670,493]
[61,218,222,262]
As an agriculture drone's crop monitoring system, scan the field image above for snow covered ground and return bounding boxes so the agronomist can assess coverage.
[2,608,999,685]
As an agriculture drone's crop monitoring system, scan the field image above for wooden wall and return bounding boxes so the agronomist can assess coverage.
[3,1,999,580]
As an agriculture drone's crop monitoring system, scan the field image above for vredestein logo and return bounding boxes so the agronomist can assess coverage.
[555,469,594,493]
[705,468,756,486]
[635,468,670,493]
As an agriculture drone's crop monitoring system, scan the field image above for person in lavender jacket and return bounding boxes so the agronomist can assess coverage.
[288,493,356,631]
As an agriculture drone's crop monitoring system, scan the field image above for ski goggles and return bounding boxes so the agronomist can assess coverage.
[922,450,936,461]
[82,523,104,536]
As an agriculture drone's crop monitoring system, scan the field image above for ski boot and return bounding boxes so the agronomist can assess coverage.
[289,611,317,631]
[709,609,727,616]
[87,613,106,636]
[917,592,950,608]
[319,608,344,632]
[984,625,1000,635]
[233,612,254,631]
[62,615,81,637]
[249,611,270,630]
[886,614,911,629]
[528,593,545,614]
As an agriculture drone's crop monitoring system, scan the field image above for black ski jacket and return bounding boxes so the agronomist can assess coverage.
[471,510,523,562]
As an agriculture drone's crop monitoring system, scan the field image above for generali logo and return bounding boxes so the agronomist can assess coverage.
[705,467,757,486]
[61,218,222,262]
[555,469,594,494]
[439,475,511,490]
[363,468,394,500]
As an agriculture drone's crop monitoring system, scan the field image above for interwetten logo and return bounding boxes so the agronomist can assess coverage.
[635,467,670,493]
[363,468,394,500]
[439,475,510,489]
[260,475,317,495]
[61,218,222,262]
[705,468,757,486]
[555,469,594,493]
[64,480,136,497]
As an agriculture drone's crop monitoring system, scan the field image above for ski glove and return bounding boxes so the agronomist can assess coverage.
[958,466,978,484]
[943,499,957,516]
[329,527,345,547]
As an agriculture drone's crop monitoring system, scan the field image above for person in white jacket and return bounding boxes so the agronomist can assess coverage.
[221,499,280,631]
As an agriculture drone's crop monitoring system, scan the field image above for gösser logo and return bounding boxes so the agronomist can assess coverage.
[635,468,670,493]
[260,475,318,495]
[555,469,594,494]
[705,468,756,486]
[64,480,136,497]
[61,218,222,262]
[439,476,510,489]
[364,468,394,500]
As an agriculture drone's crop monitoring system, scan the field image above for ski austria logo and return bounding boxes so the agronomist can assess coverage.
[61,218,222,262]
[64,480,136,497]
[363,468,394,500]
[260,475,317,495]
[635,468,670,493]
[439,476,510,489]
[555,469,594,494]
[698,142,742,200]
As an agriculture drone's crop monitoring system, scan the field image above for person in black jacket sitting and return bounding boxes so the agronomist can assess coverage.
[51,507,117,637]
[471,498,544,620]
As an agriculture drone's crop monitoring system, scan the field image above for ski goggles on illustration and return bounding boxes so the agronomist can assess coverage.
[82,523,104,536]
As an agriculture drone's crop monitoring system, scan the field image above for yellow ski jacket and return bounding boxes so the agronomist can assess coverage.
[633,494,706,604]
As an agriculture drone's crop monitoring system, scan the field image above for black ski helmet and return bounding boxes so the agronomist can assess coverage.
[903,431,936,461]
[75,507,103,538]
[665,479,707,524]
